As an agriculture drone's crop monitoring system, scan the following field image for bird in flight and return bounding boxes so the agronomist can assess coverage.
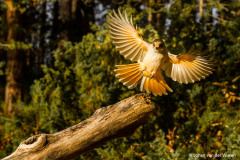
[107,9,214,96]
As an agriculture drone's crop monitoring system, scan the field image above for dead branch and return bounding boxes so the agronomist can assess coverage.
[3,93,154,160]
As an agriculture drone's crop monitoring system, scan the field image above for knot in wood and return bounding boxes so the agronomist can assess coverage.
[16,134,47,153]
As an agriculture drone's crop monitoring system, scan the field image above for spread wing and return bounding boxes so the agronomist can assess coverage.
[107,9,150,62]
[162,47,214,84]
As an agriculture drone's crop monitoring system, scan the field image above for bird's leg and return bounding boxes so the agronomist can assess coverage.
[150,74,153,79]
[150,72,155,79]
[139,62,146,76]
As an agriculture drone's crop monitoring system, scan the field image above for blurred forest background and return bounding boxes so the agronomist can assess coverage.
[0,0,239,159]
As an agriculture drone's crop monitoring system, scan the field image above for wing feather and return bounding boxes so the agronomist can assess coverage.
[181,62,195,83]
[107,9,150,62]
[162,47,214,84]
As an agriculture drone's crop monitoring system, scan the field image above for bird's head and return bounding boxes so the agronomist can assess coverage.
[153,39,165,49]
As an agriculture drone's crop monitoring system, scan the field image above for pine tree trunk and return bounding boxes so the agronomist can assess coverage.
[59,0,71,42]
[59,0,95,43]
[5,0,23,113]
[148,0,152,24]
[199,0,203,19]
[155,0,167,36]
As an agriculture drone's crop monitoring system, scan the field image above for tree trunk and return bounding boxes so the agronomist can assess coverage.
[155,0,167,36]
[59,0,71,42]
[148,0,152,24]
[59,0,95,43]
[5,0,23,113]
[199,0,203,19]
[3,93,154,160]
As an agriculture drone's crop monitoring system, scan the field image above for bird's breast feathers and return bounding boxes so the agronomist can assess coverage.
[142,51,163,73]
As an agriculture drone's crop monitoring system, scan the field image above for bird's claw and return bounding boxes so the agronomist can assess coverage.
[140,70,144,75]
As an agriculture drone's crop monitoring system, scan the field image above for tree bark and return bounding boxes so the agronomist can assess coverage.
[5,0,23,113]
[3,93,154,160]
[59,0,95,43]
[199,0,203,19]
[148,0,152,24]
[155,0,167,36]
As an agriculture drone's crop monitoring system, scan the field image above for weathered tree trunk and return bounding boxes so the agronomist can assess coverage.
[3,93,154,160]
[5,0,23,113]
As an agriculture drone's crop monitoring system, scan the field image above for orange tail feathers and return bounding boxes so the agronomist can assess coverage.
[115,63,173,96]
[140,72,173,96]
[114,63,143,89]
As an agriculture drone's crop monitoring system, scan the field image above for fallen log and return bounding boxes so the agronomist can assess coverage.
[3,93,154,160]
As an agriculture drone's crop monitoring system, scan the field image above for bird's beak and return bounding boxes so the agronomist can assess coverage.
[154,42,161,48]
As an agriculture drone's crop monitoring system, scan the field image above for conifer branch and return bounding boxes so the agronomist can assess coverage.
[3,93,154,160]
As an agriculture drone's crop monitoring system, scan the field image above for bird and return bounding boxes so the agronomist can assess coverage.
[107,9,214,96]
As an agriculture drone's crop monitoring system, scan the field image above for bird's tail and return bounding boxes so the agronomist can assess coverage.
[140,72,173,96]
[114,63,173,96]
[114,63,143,89]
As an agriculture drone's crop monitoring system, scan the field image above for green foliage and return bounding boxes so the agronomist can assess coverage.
[0,41,32,50]
[0,62,4,75]
[1,0,240,160]
[96,130,174,160]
